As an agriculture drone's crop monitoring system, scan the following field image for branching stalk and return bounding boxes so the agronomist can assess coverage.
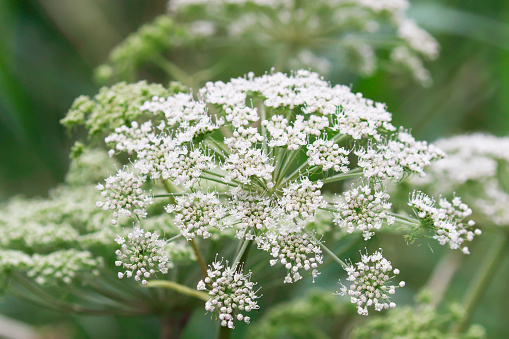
[233,239,252,268]
[321,168,363,184]
[146,280,209,301]
[319,242,348,269]
[190,238,209,277]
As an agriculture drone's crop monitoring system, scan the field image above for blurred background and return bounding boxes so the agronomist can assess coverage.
[1,0,508,338]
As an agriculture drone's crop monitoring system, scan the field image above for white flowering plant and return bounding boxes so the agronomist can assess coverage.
[11,68,477,336]
[407,134,509,229]
[1,1,498,336]
[388,133,509,336]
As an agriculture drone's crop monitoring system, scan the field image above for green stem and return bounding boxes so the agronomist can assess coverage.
[205,138,229,159]
[319,206,336,213]
[199,175,237,187]
[152,55,191,86]
[216,324,231,339]
[450,233,508,333]
[276,150,301,187]
[274,147,290,184]
[163,180,182,194]
[260,104,268,155]
[203,170,226,178]
[167,234,183,243]
[154,193,189,198]
[321,168,363,184]
[279,134,350,187]
[389,213,421,227]
[146,280,209,301]
[319,242,348,269]
[279,157,309,188]
[190,238,209,277]
[233,239,253,268]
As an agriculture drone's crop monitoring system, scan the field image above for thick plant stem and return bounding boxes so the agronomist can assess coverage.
[159,311,191,339]
[146,280,208,301]
[450,233,508,333]
[216,324,231,339]
[160,317,173,339]
[190,238,209,277]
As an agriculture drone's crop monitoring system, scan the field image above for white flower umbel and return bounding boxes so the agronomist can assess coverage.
[197,258,260,329]
[257,229,323,283]
[355,129,445,180]
[80,70,463,327]
[409,191,481,254]
[115,226,171,285]
[409,133,509,228]
[222,148,274,184]
[96,167,153,225]
[335,249,404,316]
[334,183,395,240]
[228,189,276,240]
[165,192,227,240]
[306,138,350,172]
[28,249,102,286]
[105,120,156,155]
[280,178,327,222]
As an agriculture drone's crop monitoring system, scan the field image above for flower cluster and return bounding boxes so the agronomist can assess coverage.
[333,183,395,240]
[96,168,153,225]
[409,133,509,228]
[257,229,323,283]
[336,249,404,316]
[306,139,350,172]
[355,129,445,181]
[165,192,227,240]
[197,258,260,329]
[228,190,275,239]
[28,250,102,286]
[351,292,486,339]
[115,226,171,285]
[408,191,481,254]
[76,71,466,327]
[280,178,326,223]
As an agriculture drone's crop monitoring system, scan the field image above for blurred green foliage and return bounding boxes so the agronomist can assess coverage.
[1,0,509,338]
